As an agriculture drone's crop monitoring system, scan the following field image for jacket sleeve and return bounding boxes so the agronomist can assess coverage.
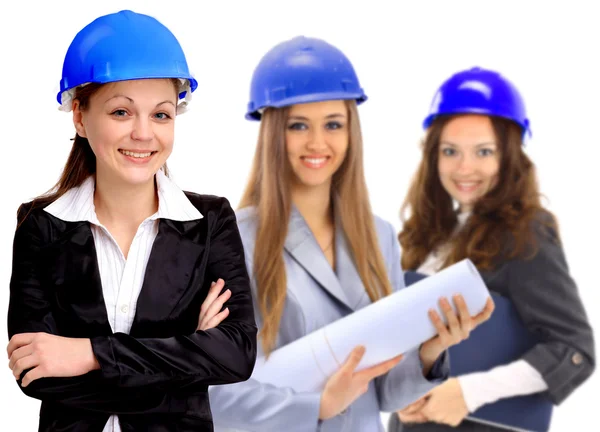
[7,205,178,413]
[209,378,323,432]
[207,293,323,432]
[508,219,595,404]
[208,214,324,432]
[375,220,449,412]
[89,197,258,389]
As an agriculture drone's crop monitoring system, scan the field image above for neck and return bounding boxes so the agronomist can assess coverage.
[94,170,158,227]
[291,180,333,231]
[458,204,473,214]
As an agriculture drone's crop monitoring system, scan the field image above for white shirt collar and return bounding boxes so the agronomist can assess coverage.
[44,169,202,223]
[457,211,471,226]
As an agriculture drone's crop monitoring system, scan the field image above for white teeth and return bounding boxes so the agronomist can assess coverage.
[304,158,326,164]
[120,150,153,158]
[457,182,479,189]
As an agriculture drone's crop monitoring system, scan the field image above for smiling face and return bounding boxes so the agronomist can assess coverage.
[73,78,178,187]
[285,100,349,192]
[437,115,501,213]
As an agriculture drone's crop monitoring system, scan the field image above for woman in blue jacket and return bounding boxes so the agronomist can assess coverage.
[209,37,494,432]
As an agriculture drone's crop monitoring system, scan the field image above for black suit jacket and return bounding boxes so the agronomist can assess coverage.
[7,193,258,432]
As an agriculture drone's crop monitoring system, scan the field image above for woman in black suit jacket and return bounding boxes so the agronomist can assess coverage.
[7,10,257,432]
[388,67,595,431]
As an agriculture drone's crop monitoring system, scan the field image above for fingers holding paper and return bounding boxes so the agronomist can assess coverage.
[318,345,403,420]
[472,296,495,326]
[419,294,495,369]
[432,294,473,345]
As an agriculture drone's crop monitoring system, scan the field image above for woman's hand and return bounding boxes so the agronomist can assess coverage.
[7,333,99,387]
[198,278,231,331]
[396,396,429,423]
[319,346,403,420]
[396,378,469,426]
[419,295,495,369]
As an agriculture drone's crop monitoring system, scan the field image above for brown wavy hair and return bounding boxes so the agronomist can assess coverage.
[17,80,178,227]
[239,100,393,356]
[399,114,558,272]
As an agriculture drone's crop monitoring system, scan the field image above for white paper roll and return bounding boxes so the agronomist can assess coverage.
[251,258,490,392]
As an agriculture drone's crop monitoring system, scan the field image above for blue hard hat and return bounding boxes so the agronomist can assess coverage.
[246,36,367,121]
[57,10,197,105]
[423,67,531,136]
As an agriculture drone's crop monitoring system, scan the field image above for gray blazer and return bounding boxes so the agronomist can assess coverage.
[209,206,449,432]
[388,214,596,432]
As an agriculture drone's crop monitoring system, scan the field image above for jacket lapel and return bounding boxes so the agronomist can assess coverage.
[334,226,371,311]
[284,207,353,310]
[130,218,205,333]
[46,222,113,336]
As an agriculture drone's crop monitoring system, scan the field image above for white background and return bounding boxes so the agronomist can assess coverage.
[0,1,597,430]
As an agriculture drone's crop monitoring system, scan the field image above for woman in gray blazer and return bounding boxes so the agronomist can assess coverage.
[389,67,595,431]
[208,38,494,432]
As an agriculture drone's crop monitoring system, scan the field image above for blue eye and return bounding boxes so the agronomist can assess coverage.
[478,148,494,156]
[111,109,128,117]
[288,122,308,131]
[326,121,343,130]
[154,112,172,120]
[441,148,456,156]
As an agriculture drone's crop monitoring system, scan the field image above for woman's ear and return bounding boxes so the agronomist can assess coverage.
[72,100,87,138]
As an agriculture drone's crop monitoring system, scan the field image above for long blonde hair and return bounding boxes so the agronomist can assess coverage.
[239,100,393,356]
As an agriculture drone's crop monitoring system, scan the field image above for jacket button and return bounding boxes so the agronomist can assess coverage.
[572,353,583,365]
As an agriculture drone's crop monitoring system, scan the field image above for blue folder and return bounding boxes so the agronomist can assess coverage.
[404,271,553,432]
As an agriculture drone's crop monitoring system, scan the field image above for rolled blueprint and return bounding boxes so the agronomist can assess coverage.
[250,258,490,392]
